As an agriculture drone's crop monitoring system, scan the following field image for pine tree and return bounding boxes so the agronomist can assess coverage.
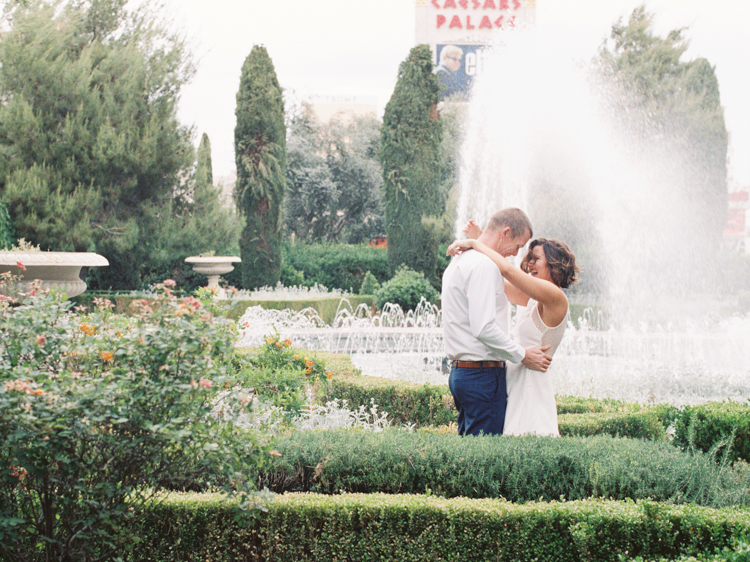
[381,45,443,284]
[0,0,197,289]
[595,7,728,289]
[234,45,286,289]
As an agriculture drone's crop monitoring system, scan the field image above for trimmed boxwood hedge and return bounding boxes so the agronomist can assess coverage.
[125,493,750,562]
[252,430,747,507]
[559,411,665,440]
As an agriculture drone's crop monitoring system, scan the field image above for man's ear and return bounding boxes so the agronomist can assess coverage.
[499,226,511,239]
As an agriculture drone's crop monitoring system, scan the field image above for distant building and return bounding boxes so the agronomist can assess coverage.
[724,189,750,254]
[306,94,377,124]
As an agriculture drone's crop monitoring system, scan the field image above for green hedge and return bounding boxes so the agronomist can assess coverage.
[557,395,677,427]
[559,411,665,440]
[253,430,747,507]
[674,401,750,464]
[281,242,389,292]
[125,493,750,562]
[324,374,455,427]
[556,395,647,414]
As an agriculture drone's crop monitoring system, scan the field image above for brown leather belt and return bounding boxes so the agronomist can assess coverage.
[452,360,506,369]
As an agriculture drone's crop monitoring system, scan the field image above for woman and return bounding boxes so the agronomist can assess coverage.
[447,220,580,436]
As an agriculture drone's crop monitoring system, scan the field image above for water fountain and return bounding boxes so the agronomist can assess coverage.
[238,29,750,406]
[451,29,750,406]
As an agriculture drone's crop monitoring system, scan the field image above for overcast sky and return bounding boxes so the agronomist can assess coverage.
[166,0,750,187]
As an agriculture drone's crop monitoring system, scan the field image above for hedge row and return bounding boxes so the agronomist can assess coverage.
[125,493,750,562]
[253,429,748,507]
[73,294,375,325]
[324,376,669,439]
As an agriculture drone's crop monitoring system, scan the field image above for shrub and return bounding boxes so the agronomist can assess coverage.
[255,430,749,507]
[0,280,268,562]
[242,332,332,417]
[359,270,380,295]
[281,242,389,291]
[673,401,750,463]
[375,265,440,310]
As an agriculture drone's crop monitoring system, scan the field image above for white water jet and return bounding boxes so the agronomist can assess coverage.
[453,29,750,405]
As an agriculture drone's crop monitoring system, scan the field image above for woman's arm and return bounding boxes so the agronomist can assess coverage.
[463,219,482,239]
[504,279,529,307]
[447,238,568,325]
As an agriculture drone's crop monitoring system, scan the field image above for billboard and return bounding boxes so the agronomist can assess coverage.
[435,44,488,100]
[416,0,535,46]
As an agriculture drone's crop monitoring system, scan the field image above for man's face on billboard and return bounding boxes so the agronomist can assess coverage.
[444,51,462,72]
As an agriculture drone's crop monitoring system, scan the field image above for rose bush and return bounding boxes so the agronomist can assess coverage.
[0,278,269,562]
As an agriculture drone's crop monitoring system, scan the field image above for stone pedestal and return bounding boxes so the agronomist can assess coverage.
[184,256,241,290]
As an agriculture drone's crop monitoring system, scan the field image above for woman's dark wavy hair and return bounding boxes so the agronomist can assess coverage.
[520,238,581,289]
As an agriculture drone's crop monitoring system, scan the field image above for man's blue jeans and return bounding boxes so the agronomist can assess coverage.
[449,365,507,436]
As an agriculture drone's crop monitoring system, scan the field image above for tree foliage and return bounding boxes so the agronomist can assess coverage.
[234,45,286,290]
[0,0,212,289]
[285,103,384,244]
[381,45,444,285]
[593,6,728,290]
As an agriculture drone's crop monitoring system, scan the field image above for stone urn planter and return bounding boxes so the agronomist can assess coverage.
[0,251,109,299]
[184,256,241,290]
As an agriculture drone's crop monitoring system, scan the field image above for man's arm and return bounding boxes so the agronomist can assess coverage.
[522,345,552,372]
[466,260,525,363]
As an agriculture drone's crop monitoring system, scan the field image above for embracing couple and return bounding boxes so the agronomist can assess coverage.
[441,207,580,437]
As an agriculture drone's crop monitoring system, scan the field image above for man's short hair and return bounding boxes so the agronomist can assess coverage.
[439,45,463,64]
[485,208,533,239]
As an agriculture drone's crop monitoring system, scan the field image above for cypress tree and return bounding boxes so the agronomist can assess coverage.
[195,132,214,191]
[381,45,443,283]
[0,201,15,249]
[234,45,286,289]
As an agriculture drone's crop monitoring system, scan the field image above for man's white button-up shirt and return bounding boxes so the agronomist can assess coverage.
[441,249,525,364]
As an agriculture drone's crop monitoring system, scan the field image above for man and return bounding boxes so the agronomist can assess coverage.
[441,208,552,436]
[435,45,464,100]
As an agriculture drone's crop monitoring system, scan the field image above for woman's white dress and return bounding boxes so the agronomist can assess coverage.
[504,299,568,437]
